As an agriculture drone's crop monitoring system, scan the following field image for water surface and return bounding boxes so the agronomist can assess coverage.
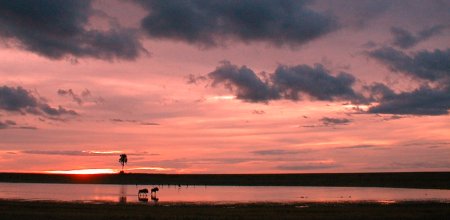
[0,183,449,203]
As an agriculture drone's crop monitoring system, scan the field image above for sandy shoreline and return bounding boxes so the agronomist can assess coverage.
[1,199,449,220]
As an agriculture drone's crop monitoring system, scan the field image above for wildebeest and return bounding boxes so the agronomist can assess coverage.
[138,197,148,202]
[151,187,159,194]
[151,194,159,202]
[138,188,148,197]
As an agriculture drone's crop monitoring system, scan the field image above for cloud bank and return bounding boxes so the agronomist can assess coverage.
[203,52,450,115]
[366,83,450,115]
[0,0,145,60]
[134,0,337,47]
[207,61,365,104]
[272,64,365,103]
[367,47,450,115]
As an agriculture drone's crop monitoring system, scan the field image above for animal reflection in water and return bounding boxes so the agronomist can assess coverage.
[119,185,127,203]
[138,187,159,203]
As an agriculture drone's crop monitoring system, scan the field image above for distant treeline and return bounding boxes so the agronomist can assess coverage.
[0,172,449,189]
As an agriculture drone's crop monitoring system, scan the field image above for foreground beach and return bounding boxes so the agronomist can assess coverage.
[1,199,449,220]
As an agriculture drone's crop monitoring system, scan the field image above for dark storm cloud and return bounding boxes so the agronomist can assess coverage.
[366,47,450,115]
[365,82,396,101]
[0,85,77,117]
[315,0,392,29]
[368,47,450,82]
[390,25,446,49]
[320,117,352,126]
[367,84,450,115]
[133,0,338,47]
[207,61,366,103]
[272,64,366,103]
[208,61,279,102]
[204,57,450,116]
[0,0,145,60]
[0,86,37,111]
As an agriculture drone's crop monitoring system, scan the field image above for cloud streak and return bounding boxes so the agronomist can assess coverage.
[110,118,159,126]
[320,117,352,126]
[0,119,37,130]
[276,163,339,170]
[251,149,306,156]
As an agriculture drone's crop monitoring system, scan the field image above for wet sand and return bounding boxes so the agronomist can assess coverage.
[1,199,449,220]
[1,172,449,189]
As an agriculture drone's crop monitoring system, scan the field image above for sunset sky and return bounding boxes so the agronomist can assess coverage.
[0,0,449,174]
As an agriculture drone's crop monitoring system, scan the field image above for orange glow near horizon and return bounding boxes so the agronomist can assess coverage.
[45,169,117,174]
[43,167,172,174]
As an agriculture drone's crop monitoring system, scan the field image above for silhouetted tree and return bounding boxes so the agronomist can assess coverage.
[119,154,127,173]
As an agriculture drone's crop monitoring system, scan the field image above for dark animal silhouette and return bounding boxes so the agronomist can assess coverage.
[139,188,148,194]
[151,194,159,202]
[151,187,159,194]
[138,197,148,202]
[138,188,148,198]
[150,187,159,201]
